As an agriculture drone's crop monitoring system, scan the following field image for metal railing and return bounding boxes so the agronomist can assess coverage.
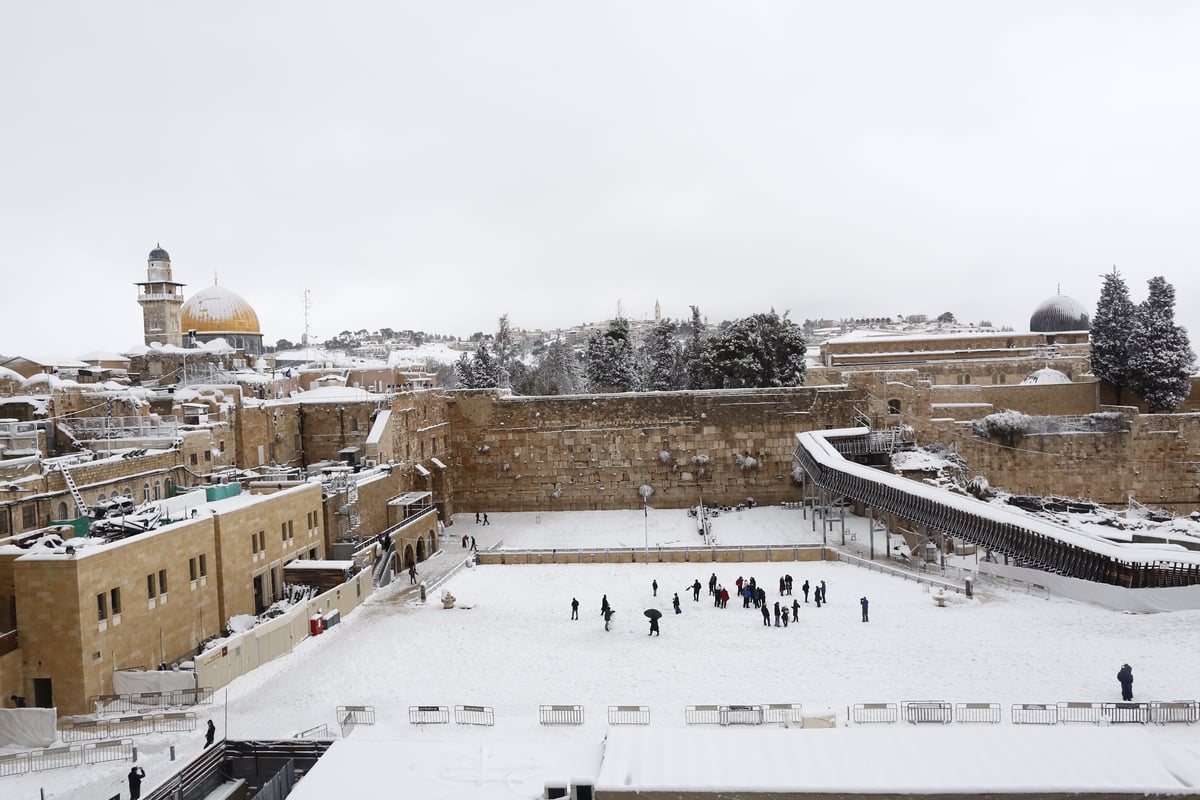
[850,703,898,724]
[720,705,764,726]
[337,705,375,737]
[902,701,952,724]
[293,724,333,739]
[1057,701,1104,724]
[1103,702,1149,724]
[607,705,651,725]
[954,703,1001,724]
[684,705,723,725]
[61,711,197,741]
[90,687,213,715]
[1150,701,1199,724]
[539,705,584,725]
[454,705,495,726]
[761,704,804,725]
[408,705,450,725]
[1011,703,1058,724]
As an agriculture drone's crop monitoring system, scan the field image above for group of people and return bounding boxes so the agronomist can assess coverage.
[460,533,478,550]
[473,512,490,525]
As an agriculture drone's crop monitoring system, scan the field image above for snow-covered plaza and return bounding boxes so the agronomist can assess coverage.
[10,506,1200,798]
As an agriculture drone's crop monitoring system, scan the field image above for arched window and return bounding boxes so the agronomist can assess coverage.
[96,492,107,504]
[153,481,162,500]
[143,483,151,503]
[164,478,173,497]
[350,417,358,432]
[887,399,902,415]
[57,501,68,519]
[124,488,132,499]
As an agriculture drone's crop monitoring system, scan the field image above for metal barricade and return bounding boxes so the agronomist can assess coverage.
[902,701,952,724]
[850,703,898,724]
[954,702,1001,724]
[130,692,168,711]
[539,705,584,725]
[454,705,495,726]
[1150,701,1199,725]
[720,705,764,726]
[294,724,333,739]
[684,705,722,725]
[408,705,450,725]
[59,718,109,743]
[336,705,376,726]
[1011,703,1058,725]
[762,704,804,725]
[91,694,126,715]
[172,687,214,707]
[607,705,651,725]
[0,751,31,777]
[1057,702,1104,724]
[1103,702,1149,724]
[30,745,82,772]
[154,712,197,733]
[83,738,135,765]
[111,715,156,737]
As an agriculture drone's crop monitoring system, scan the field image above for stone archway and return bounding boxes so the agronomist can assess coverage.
[428,532,436,555]
[416,537,427,563]
[403,543,416,569]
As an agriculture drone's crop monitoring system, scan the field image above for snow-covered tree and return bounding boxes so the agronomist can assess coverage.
[516,337,582,395]
[682,305,713,389]
[586,317,637,392]
[453,340,502,389]
[1090,268,1135,403]
[493,314,518,376]
[705,310,807,389]
[639,319,685,391]
[1127,276,1195,413]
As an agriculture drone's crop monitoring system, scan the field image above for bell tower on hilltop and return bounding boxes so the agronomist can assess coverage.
[135,244,186,347]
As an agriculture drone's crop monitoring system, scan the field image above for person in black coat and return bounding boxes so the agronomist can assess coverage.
[128,766,146,799]
[648,616,660,636]
[691,579,702,601]
[1117,663,1134,701]
[860,596,869,622]
[600,594,610,617]
[205,719,216,747]
[672,593,681,614]
[802,580,810,602]
[571,597,579,620]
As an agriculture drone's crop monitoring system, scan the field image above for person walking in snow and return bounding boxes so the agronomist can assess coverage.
[736,576,744,594]
[408,565,418,584]
[691,579,702,601]
[785,574,793,595]
[709,573,718,596]
[462,533,469,547]
[742,585,752,608]
[860,596,869,622]
[571,597,579,620]
[815,588,822,608]
[1118,663,1134,701]
[802,580,810,602]
[773,601,781,627]
[604,606,615,631]
[719,587,729,608]
[820,580,827,603]
[792,598,800,623]
[648,616,660,636]
[713,585,722,607]
[760,603,770,626]
[652,579,658,597]
[205,719,216,747]
[673,593,681,614]
[475,512,480,524]
[471,536,477,551]
[601,594,610,618]
[482,513,490,525]
[779,577,786,596]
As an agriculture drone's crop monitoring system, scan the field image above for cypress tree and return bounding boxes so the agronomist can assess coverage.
[1127,276,1196,413]
[1090,268,1135,403]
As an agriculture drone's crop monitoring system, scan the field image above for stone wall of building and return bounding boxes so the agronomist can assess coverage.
[934,412,1200,512]
[235,402,304,469]
[929,381,1099,418]
[445,387,865,512]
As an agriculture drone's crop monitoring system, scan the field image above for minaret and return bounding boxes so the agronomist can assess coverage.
[654,299,661,322]
[135,244,186,346]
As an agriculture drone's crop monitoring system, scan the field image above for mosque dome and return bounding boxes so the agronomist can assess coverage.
[1030,293,1090,333]
[148,245,170,261]
[181,284,261,335]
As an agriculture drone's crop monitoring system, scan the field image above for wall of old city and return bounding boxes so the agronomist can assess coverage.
[929,412,1200,512]
[445,387,865,513]
[297,398,390,466]
[928,381,1100,419]
[235,402,304,469]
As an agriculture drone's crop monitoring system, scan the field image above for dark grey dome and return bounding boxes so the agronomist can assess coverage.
[1030,293,1090,332]
[148,244,170,261]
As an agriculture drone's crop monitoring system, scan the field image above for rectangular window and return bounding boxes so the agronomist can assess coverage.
[97,593,108,621]
[204,451,212,462]
[22,505,35,528]
[158,569,168,595]
[147,574,156,600]
[282,523,288,543]
[199,554,207,577]
[111,587,121,616]
[189,557,197,582]
[190,453,198,466]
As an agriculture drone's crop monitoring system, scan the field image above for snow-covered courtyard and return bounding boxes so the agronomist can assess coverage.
[9,507,1200,798]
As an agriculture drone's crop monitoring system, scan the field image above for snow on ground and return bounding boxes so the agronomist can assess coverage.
[10,507,1200,799]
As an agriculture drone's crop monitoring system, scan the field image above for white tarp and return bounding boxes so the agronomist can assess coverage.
[112,669,196,696]
[0,708,57,747]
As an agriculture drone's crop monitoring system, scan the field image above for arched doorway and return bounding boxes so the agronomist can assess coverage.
[428,532,437,555]
[416,537,427,563]
[403,543,416,569]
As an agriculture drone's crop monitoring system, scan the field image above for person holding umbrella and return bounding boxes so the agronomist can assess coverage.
[645,608,662,636]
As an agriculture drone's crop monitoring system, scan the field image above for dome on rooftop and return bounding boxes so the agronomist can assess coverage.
[1030,293,1090,333]
[148,245,170,261]
[181,284,261,335]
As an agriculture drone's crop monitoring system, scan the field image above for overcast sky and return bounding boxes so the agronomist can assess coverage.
[3,2,1200,358]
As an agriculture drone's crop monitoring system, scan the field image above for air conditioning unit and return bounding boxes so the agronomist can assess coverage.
[363,459,378,469]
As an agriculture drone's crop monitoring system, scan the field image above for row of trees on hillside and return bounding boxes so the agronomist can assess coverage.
[1091,270,1195,412]
[454,308,808,394]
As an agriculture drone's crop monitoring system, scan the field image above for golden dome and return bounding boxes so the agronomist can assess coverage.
[180,284,261,335]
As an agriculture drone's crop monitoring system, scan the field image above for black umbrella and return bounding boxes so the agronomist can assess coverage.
[644,608,662,620]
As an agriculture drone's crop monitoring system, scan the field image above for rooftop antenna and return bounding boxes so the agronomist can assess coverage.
[301,288,312,349]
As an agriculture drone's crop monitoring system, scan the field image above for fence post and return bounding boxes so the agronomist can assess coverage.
[132,746,138,762]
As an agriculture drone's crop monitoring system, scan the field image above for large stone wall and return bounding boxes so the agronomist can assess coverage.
[445,387,864,512]
[930,381,1099,418]
[936,412,1200,512]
